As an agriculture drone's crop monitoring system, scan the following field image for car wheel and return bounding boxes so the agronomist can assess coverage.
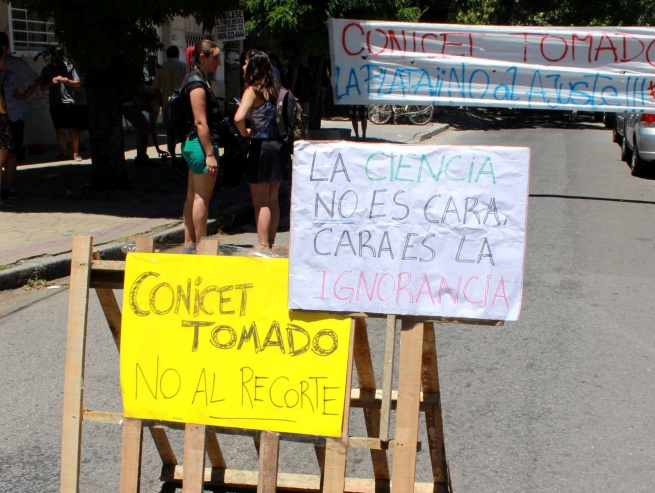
[631,141,648,177]
[620,131,632,162]
[612,122,622,144]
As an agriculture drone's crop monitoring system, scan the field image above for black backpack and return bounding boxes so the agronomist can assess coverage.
[275,88,308,151]
[166,71,205,144]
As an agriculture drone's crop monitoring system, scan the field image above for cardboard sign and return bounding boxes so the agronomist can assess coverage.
[120,254,351,438]
[328,18,655,111]
[289,142,530,321]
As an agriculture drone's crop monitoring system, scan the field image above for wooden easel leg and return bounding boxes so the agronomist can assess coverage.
[119,418,144,493]
[60,235,93,493]
[353,317,390,482]
[257,432,280,493]
[323,318,357,492]
[391,319,425,493]
[421,324,451,493]
[183,424,207,493]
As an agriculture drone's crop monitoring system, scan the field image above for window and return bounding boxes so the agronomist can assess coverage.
[9,6,56,54]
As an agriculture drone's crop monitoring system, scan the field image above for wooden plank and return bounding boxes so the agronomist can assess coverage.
[119,418,144,493]
[162,465,439,492]
[60,235,94,493]
[350,388,439,410]
[257,432,280,493]
[391,319,425,493]
[205,432,226,469]
[322,317,357,492]
[379,315,397,441]
[421,323,450,492]
[348,437,421,451]
[92,252,122,350]
[182,424,207,493]
[197,239,220,255]
[91,259,126,271]
[352,317,390,481]
[149,425,178,466]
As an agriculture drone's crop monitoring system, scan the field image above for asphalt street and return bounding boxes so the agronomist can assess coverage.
[2,113,655,492]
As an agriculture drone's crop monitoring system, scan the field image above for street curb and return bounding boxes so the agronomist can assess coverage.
[411,123,450,143]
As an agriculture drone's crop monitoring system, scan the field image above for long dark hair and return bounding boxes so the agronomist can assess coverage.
[244,49,279,102]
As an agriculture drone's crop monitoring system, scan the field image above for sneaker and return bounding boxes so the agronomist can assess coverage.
[73,153,83,162]
[182,246,197,254]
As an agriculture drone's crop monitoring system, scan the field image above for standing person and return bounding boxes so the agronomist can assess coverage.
[40,48,81,161]
[180,40,222,254]
[349,105,368,141]
[153,45,187,164]
[234,49,289,250]
[282,40,311,115]
[0,32,40,200]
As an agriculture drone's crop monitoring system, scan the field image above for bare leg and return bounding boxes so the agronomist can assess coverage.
[351,119,359,138]
[361,118,367,140]
[191,171,217,245]
[267,182,280,246]
[250,182,280,248]
[70,128,79,155]
[183,170,196,247]
[56,128,68,156]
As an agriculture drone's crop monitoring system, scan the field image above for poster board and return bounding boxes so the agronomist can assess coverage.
[215,10,246,41]
[289,141,530,321]
[120,254,351,438]
[328,18,655,111]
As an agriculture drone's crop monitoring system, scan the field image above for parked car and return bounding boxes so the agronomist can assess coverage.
[613,111,655,176]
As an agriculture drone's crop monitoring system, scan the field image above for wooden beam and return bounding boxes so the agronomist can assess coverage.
[257,432,280,493]
[60,235,93,493]
[379,315,397,441]
[391,319,425,492]
[162,465,439,492]
[119,418,143,493]
[182,424,207,493]
[352,317,390,481]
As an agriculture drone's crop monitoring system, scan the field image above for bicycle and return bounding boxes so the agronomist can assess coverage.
[368,104,434,125]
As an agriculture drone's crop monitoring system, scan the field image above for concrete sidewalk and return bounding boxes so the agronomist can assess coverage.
[0,118,448,290]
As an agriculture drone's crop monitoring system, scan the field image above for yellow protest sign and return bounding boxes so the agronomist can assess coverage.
[120,253,352,438]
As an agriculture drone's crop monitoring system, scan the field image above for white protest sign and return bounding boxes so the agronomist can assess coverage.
[289,142,530,321]
[328,18,655,111]
[215,10,246,41]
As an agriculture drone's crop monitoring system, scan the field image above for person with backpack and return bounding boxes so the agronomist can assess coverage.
[234,49,290,250]
[179,40,222,254]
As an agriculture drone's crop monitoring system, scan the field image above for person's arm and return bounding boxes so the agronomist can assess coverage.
[233,86,256,138]
[17,77,40,100]
[189,86,217,173]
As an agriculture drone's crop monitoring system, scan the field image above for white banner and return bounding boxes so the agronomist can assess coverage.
[328,18,655,112]
[289,142,530,321]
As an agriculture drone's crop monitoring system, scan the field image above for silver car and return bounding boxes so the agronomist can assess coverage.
[614,111,655,176]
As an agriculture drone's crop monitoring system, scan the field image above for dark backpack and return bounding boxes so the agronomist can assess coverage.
[275,88,308,150]
[166,71,205,144]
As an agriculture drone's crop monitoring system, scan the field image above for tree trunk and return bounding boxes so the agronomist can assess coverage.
[85,71,131,190]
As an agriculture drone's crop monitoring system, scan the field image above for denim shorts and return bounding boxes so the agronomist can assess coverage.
[181,137,219,174]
